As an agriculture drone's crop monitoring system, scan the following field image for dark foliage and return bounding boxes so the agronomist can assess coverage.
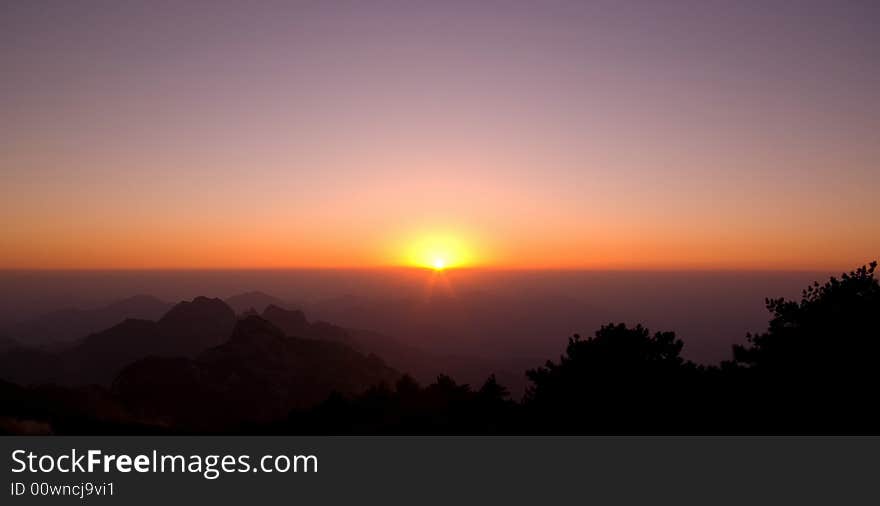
[734,261,879,372]
[522,324,701,432]
[275,373,518,434]
[727,261,880,432]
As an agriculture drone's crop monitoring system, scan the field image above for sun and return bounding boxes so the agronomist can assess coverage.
[403,234,473,270]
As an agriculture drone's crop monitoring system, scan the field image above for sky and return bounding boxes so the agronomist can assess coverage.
[2,0,878,270]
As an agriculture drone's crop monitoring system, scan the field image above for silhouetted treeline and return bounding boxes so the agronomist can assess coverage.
[268,262,880,434]
[272,374,516,434]
[1,262,878,435]
[725,261,880,432]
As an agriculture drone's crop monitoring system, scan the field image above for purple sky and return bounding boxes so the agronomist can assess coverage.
[2,1,878,269]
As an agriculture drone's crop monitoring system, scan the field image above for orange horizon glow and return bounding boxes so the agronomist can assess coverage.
[1,182,875,272]
[0,233,874,273]
[0,214,875,272]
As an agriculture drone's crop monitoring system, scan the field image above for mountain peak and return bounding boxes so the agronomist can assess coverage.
[229,315,286,344]
[225,292,287,315]
[159,297,234,324]
[157,297,236,354]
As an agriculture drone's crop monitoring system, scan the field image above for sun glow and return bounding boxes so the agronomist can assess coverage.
[403,234,473,270]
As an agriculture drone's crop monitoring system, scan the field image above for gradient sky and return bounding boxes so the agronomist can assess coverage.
[2,1,878,270]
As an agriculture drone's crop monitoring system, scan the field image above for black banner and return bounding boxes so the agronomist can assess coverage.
[2,437,878,504]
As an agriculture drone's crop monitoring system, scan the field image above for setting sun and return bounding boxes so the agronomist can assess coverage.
[402,234,474,270]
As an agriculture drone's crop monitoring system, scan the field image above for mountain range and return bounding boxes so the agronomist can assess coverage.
[0,292,520,432]
[0,295,173,347]
[113,315,399,429]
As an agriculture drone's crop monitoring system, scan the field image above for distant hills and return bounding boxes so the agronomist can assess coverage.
[114,315,399,429]
[0,293,476,431]
[0,290,591,431]
[224,291,291,314]
[0,296,236,385]
[0,295,172,347]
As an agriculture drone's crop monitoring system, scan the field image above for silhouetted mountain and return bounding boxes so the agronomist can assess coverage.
[0,269,826,364]
[262,304,308,331]
[0,297,236,387]
[1,295,171,347]
[112,315,399,430]
[66,319,162,385]
[225,291,289,315]
[261,305,355,345]
[156,296,236,354]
